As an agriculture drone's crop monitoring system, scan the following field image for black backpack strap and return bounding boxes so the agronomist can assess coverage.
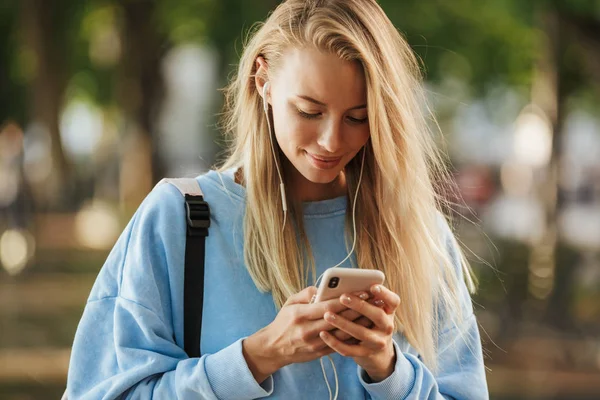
[156,178,210,358]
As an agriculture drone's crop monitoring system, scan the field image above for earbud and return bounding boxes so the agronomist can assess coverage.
[262,82,270,112]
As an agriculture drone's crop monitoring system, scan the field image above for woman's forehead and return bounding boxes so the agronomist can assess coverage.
[274,47,366,106]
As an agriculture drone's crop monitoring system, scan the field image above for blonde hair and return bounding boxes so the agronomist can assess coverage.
[218,0,476,371]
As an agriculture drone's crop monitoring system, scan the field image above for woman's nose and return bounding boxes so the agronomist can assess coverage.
[317,119,343,154]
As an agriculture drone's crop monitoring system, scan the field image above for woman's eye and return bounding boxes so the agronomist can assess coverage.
[297,109,321,119]
[347,116,368,124]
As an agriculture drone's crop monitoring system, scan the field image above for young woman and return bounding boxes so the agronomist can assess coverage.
[66,0,488,398]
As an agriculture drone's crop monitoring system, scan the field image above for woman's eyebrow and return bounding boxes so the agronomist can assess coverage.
[295,94,366,110]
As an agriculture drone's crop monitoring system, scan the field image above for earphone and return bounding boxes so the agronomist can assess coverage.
[263,81,288,231]
[261,81,367,400]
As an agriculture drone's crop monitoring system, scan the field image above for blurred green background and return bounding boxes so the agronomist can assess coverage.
[1,0,600,399]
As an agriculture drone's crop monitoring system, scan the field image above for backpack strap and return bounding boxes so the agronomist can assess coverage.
[157,178,210,358]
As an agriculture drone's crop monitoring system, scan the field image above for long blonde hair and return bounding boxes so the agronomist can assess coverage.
[218,0,476,371]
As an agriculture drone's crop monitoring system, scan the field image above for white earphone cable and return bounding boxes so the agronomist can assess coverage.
[321,355,333,399]
[263,82,288,232]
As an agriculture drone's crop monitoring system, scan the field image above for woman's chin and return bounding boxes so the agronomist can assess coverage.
[300,165,341,184]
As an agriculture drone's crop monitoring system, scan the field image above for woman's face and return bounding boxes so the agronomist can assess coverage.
[262,47,370,199]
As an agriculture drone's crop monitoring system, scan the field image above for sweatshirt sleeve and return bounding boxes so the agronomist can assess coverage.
[358,217,489,399]
[66,182,273,400]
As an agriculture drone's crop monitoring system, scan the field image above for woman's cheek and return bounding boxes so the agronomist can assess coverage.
[287,119,318,146]
[354,126,370,147]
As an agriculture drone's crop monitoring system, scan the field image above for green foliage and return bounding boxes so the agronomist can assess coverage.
[379,0,539,95]
[1,0,599,125]
[156,0,216,45]
[552,0,600,17]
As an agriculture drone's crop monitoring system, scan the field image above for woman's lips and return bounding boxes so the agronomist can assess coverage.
[305,151,342,170]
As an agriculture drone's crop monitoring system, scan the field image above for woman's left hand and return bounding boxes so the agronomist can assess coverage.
[319,284,401,382]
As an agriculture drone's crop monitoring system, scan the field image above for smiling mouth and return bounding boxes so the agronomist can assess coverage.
[305,151,343,170]
[307,153,342,162]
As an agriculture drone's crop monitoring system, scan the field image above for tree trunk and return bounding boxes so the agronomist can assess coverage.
[21,0,72,209]
[117,0,167,211]
[527,6,560,310]
[528,6,576,329]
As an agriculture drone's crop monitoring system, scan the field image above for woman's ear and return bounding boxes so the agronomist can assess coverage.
[255,56,270,103]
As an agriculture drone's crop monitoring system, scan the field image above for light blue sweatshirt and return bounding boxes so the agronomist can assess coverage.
[66,168,489,399]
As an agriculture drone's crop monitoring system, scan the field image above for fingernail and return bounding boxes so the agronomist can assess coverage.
[326,312,336,321]
[359,293,369,300]
[374,299,385,307]
[373,285,382,294]
[341,295,351,304]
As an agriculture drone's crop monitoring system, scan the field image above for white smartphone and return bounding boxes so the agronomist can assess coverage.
[313,267,385,303]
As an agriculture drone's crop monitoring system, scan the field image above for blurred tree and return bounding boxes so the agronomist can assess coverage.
[116,0,168,209]
[537,0,600,329]
[19,0,80,208]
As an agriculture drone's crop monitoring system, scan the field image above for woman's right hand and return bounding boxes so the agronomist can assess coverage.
[242,286,355,383]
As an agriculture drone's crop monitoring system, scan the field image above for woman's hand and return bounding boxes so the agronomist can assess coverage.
[243,286,354,383]
[319,284,401,382]
[330,295,375,342]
